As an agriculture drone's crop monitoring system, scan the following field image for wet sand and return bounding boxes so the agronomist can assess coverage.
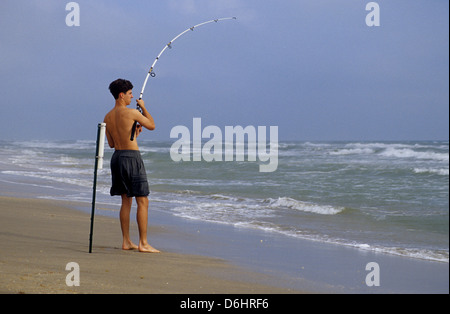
[0,196,302,294]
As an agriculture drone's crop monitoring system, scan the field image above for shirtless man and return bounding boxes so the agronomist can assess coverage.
[103,78,159,253]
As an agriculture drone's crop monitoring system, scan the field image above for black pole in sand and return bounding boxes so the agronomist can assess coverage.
[89,123,106,253]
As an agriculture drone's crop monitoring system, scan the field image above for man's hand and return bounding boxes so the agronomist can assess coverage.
[133,98,155,131]
[136,98,145,111]
[135,124,143,138]
[134,99,146,138]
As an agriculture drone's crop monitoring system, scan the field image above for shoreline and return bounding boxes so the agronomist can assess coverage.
[1,177,448,293]
[143,204,449,294]
[0,196,303,294]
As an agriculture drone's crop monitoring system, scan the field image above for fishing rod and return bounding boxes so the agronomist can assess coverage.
[130,17,237,141]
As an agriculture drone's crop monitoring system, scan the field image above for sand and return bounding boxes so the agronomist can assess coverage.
[0,196,303,294]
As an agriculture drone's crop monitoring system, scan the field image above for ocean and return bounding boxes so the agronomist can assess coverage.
[0,139,448,265]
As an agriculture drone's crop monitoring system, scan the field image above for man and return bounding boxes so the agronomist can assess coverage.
[104,78,160,253]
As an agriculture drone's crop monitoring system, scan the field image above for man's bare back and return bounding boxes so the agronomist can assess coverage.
[103,89,155,150]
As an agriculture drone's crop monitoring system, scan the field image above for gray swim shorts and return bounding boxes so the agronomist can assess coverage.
[110,150,149,197]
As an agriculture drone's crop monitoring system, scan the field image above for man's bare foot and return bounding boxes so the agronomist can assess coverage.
[138,243,160,253]
[122,241,138,250]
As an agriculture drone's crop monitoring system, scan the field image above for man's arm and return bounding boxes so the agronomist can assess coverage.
[133,99,155,131]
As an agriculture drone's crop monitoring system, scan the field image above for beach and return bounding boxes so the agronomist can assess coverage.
[0,196,302,294]
[0,140,448,294]
[1,194,449,294]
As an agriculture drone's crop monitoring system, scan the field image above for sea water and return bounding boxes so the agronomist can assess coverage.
[0,139,448,264]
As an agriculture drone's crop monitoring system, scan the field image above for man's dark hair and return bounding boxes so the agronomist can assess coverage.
[109,79,133,100]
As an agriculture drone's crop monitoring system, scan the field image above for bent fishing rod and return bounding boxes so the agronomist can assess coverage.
[130,17,237,141]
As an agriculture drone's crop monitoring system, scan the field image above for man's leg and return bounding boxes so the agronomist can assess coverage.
[136,196,160,253]
[120,194,138,250]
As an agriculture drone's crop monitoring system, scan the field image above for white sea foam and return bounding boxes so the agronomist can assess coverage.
[328,142,449,163]
[12,140,95,150]
[1,170,92,188]
[268,197,345,215]
[233,220,449,263]
[380,147,449,162]
[329,148,375,156]
[414,167,449,176]
[172,196,276,224]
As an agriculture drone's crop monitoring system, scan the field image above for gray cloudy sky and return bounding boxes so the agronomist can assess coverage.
[0,0,448,141]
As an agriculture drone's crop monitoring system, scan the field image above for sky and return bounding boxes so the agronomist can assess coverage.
[0,0,448,141]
